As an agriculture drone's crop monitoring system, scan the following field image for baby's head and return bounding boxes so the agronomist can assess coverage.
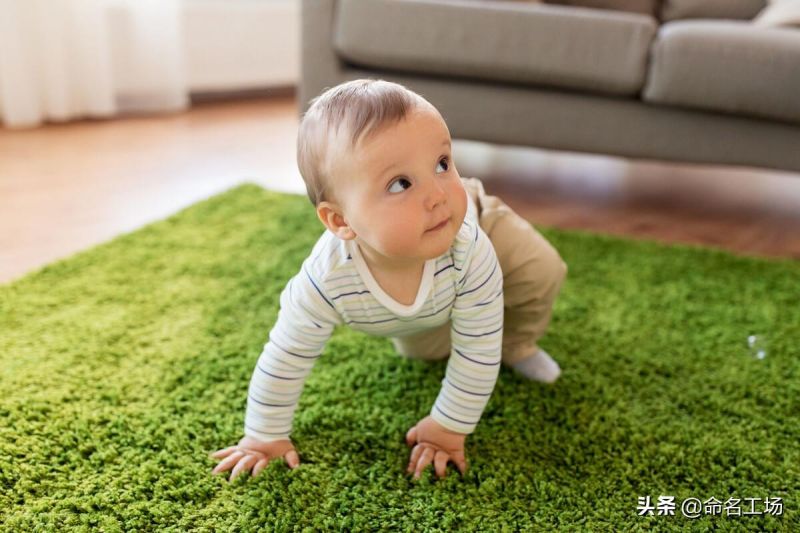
[297,79,467,268]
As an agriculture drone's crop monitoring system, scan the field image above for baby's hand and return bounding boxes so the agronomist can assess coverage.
[209,436,299,481]
[405,416,467,480]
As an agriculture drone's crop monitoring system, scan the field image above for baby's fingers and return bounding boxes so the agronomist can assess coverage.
[252,458,269,477]
[433,450,449,479]
[249,449,299,478]
[212,450,244,475]
[284,449,300,469]
[405,426,418,447]
[407,444,423,474]
[230,454,258,481]
[210,446,238,460]
[413,447,435,480]
[451,450,468,476]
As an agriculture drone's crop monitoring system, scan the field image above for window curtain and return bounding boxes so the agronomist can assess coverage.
[0,0,187,129]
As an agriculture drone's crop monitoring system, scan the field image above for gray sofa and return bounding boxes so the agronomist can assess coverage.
[299,0,800,173]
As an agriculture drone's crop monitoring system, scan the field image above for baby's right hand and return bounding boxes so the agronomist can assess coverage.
[209,436,299,481]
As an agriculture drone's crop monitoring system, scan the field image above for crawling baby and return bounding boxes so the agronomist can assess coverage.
[210,79,567,481]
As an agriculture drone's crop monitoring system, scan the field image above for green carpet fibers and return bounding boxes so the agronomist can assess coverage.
[1,184,798,532]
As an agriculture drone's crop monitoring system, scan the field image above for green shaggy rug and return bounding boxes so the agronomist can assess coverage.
[1,185,798,532]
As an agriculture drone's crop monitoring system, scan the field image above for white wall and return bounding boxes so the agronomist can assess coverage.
[182,0,300,92]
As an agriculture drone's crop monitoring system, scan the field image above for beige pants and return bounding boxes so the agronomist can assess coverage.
[391,177,568,366]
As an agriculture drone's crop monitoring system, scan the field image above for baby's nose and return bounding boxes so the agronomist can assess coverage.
[425,180,447,210]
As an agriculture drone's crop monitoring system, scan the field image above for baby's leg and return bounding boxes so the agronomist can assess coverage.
[461,177,567,377]
[391,320,451,361]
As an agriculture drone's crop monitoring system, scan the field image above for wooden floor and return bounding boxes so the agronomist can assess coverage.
[2,95,800,284]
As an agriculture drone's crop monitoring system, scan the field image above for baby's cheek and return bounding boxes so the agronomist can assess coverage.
[451,184,468,223]
[373,220,402,249]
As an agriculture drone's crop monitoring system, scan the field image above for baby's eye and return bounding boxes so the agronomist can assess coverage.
[436,157,450,173]
[388,177,412,194]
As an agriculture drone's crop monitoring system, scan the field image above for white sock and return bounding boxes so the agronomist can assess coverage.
[511,349,561,383]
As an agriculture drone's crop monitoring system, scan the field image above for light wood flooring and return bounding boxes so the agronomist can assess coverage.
[2,95,799,284]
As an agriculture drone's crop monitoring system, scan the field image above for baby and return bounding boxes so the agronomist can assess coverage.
[210,79,567,482]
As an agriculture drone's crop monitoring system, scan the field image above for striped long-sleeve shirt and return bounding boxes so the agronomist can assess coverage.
[244,196,504,441]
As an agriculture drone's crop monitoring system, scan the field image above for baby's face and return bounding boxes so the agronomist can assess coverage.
[332,107,467,267]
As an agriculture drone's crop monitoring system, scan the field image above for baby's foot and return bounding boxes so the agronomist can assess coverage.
[511,349,561,383]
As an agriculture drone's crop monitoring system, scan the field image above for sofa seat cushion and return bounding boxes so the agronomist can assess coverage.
[643,20,800,125]
[333,0,657,97]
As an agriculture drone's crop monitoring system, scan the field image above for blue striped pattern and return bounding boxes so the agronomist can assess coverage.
[244,199,503,442]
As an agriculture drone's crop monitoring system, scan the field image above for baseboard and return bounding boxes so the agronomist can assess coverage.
[189,85,297,104]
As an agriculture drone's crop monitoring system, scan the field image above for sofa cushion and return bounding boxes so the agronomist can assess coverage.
[660,0,766,21]
[643,20,800,125]
[545,0,659,17]
[333,0,657,97]
[754,0,800,28]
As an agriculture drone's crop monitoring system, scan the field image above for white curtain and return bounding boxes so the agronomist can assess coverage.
[0,0,187,129]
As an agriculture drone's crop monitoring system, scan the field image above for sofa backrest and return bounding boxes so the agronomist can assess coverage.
[544,0,659,17]
[544,0,768,20]
[660,0,767,21]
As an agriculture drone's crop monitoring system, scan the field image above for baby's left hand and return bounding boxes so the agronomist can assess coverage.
[405,416,467,480]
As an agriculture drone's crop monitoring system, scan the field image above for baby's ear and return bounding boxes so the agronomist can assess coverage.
[316,201,356,240]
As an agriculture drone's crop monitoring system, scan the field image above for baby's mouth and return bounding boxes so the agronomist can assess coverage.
[425,217,450,233]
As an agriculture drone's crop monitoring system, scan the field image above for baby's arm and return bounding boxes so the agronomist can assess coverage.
[210,264,340,480]
[407,224,504,479]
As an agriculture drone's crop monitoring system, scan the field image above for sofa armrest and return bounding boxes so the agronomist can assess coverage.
[299,0,344,116]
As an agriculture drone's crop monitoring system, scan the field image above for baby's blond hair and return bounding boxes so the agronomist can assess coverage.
[297,79,434,206]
